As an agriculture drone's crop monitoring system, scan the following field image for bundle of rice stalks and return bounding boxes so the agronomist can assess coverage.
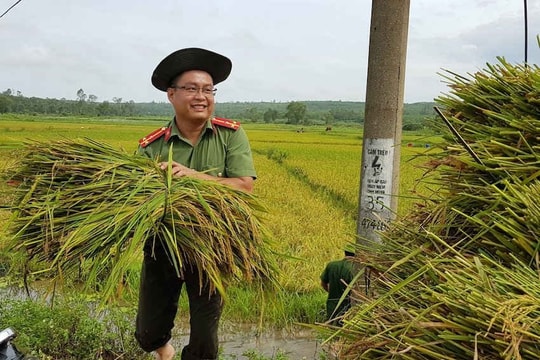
[336,247,540,359]
[413,57,540,266]
[2,138,278,302]
[318,57,540,358]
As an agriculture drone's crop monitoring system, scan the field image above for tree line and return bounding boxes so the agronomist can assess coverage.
[0,88,435,129]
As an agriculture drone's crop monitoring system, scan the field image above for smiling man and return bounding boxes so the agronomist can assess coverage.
[134,47,257,360]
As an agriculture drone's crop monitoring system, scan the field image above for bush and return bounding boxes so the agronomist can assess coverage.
[0,295,149,359]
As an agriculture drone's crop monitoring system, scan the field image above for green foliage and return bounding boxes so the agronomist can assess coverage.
[219,349,290,360]
[264,148,289,163]
[0,89,434,127]
[0,295,148,359]
[263,108,279,123]
[241,349,290,360]
[402,121,424,131]
[222,284,326,328]
[284,101,307,124]
[0,93,142,117]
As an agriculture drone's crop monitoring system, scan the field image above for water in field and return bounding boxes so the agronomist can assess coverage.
[173,324,330,359]
[220,331,324,359]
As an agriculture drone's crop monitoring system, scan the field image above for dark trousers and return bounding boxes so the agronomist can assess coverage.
[135,246,223,360]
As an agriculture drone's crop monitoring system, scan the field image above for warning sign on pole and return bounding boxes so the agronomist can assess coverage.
[358,138,395,243]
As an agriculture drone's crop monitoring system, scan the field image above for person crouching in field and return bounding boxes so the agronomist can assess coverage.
[320,247,355,326]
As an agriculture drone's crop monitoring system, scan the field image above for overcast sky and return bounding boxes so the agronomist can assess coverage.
[0,0,538,104]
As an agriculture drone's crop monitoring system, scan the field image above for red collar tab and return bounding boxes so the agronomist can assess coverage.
[211,117,240,131]
[138,126,171,148]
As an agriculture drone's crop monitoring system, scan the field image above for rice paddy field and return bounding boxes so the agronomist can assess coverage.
[0,114,440,327]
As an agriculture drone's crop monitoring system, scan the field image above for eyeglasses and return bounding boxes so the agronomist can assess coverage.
[171,85,217,96]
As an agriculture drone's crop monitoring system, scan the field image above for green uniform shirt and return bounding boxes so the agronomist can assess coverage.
[138,118,257,179]
[320,258,354,320]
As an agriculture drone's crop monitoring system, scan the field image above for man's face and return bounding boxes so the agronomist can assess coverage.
[167,70,215,123]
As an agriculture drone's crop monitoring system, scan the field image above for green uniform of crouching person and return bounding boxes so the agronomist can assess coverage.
[134,47,256,360]
[320,248,355,326]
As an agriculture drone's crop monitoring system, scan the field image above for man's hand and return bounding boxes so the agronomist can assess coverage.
[159,161,254,193]
[159,161,195,177]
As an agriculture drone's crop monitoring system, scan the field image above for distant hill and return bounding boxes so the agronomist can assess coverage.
[138,100,436,126]
[0,92,435,129]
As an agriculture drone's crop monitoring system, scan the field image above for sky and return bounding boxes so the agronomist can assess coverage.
[0,0,539,104]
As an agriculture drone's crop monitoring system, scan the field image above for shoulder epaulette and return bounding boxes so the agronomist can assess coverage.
[138,126,171,148]
[211,117,240,131]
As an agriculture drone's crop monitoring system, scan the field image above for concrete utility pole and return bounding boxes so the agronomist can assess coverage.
[357,0,410,244]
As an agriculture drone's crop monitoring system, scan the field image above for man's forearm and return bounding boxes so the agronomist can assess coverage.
[196,174,254,192]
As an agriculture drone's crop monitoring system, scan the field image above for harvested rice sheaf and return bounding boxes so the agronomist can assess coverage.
[2,138,279,301]
[328,57,540,358]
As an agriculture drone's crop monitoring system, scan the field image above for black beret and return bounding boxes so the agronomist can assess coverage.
[151,47,232,91]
